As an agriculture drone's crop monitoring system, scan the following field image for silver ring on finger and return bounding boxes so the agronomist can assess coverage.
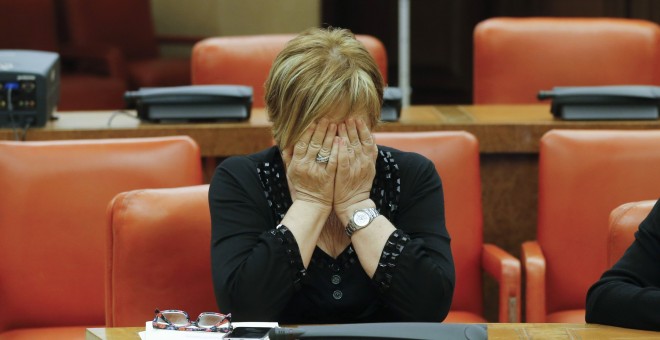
[315,153,330,164]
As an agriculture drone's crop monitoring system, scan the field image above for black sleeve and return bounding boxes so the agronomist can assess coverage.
[373,153,455,322]
[586,198,660,331]
[209,156,305,321]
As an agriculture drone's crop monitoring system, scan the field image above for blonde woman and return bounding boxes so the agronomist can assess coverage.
[209,27,454,323]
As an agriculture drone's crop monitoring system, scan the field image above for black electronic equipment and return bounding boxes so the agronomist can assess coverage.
[124,85,253,123]
[538,85,660,120]
[0,50,60,128]
[382,86,402,122]
[268,323,487,340]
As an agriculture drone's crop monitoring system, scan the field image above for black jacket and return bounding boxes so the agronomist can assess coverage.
[586,198,660,330]
[209,145,455,323]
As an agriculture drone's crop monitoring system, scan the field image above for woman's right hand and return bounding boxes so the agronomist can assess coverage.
[281,118,338,208]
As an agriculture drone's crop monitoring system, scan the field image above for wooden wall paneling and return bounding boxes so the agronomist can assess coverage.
[322,0,481,104]
[321,0,399,86]
[630,0,660,22]
[408,0,477,104]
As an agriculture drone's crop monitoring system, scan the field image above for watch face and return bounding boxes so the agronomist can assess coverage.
[353,211,371,227]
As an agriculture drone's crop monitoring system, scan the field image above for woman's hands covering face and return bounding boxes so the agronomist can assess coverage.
[333,118,378,217]
[282,117,377,215]
[281,118,338,208]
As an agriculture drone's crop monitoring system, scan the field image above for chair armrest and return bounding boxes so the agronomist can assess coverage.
[59,44,128,80]
[157,35,205,45]
[482,243,521,322]
[521,240,546,322]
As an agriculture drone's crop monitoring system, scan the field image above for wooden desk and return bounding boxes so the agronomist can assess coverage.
[489,323,660,339]
[4,105,659,155]
[86,323,660,340]
[8,105,660,320]
[86,327,142,340]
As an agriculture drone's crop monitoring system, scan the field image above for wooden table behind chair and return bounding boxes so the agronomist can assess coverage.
[8,105,660,321]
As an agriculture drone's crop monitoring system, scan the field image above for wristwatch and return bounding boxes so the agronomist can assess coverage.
[345,207,380,237]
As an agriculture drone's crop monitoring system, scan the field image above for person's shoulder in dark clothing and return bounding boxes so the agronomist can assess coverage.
[586,198,660,331]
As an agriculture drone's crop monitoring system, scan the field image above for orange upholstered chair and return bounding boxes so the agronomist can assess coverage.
[0,137,202,339]
[607,200,657,268]
[192,34,388,107]
[105,185,215,327]
[473,17,660,104]
[62,0,197,89]
[523,130,660,323]
[374,131,520,323]
[0,0,127,110]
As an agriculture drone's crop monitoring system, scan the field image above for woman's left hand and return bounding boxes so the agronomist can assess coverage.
[333,117,378,219]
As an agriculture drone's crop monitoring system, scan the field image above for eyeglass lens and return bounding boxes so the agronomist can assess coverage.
[197,313,225,327]
[162,311,189,326]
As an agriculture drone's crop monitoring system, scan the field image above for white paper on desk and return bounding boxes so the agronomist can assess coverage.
[143,321,279,340]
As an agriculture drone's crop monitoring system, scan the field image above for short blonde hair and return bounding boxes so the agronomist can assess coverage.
[265,27,384,150]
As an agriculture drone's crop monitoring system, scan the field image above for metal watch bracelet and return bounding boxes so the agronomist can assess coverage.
[345,207,380,237]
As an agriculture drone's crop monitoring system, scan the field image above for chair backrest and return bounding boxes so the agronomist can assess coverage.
[473,17,660,104]
[62,0,159,59]
[0,0,130,111]
[106,185,215,326]
[607,200,656,267]
[0,137,202,332]
[191,34,388,107]
[538,130,660,316]
[374,131,483,317]
[0,0,59,51]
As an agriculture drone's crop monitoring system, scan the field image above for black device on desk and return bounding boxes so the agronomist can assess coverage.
[381,86,402,122]
[268,323,487,340]
[225,326,271,340]
[538,85,660,120]
[0,50,60,128]
[124,85,253,123]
